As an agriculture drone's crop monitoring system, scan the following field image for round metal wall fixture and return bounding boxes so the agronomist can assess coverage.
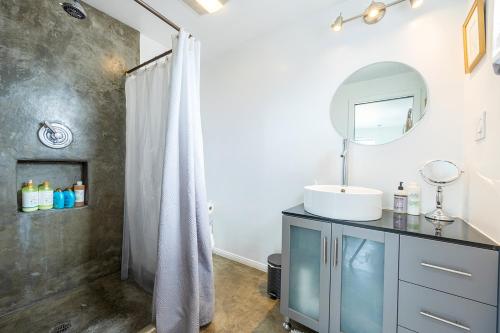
[38,121,73,149]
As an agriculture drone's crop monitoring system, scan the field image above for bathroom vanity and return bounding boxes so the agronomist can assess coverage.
[281,205,500,333]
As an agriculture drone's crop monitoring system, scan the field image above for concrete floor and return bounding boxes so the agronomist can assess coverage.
[0,273,152,333]
[202,256,314,333]
[0,255,314,333]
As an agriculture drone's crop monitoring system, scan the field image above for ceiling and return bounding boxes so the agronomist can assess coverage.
[83,0,346,59]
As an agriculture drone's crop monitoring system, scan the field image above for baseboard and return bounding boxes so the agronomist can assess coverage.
[212,248,267,272]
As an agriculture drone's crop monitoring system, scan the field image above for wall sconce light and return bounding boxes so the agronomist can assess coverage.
[364,2,387,24]
[331,0,423,32]
[332,14,344,32]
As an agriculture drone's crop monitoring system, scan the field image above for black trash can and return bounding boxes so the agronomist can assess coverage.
[267,253,281,299]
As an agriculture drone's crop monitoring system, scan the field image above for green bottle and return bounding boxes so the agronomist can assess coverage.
[38,181,54,210]
[22,180,39,212]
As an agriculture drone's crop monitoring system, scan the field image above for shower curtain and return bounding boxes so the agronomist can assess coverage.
[153,30,214,332]
[122,58,170,292]
[122,29,214,333]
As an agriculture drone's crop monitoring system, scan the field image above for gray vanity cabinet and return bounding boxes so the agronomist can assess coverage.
[329,225,399,333]
[281,216,399,333]
[282,208,500,333]
[281,215,332,332]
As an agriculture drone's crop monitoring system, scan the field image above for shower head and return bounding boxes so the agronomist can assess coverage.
[60,0,87,20]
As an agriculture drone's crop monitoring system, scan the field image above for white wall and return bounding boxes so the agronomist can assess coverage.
[140,34,170,63]
[201,0,468,266]
[463,0,500,241]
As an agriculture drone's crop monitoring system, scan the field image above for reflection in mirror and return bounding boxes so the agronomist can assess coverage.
[420,160,462,185]
[331,62,428,145]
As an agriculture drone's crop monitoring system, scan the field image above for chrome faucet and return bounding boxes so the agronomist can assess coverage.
[341,138,349,186]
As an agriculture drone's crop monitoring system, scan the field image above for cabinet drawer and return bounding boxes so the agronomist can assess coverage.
[399,281,497,333]
[399,235,498,306]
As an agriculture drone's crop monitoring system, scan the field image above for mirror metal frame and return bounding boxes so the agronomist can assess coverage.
[419,160,463,186]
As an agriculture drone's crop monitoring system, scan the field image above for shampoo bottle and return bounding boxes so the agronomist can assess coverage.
[407,182,421,216]
[22,180,39,212]
[38,181,53,210]
[53,188,65,209]
[394,182,408,214]
[74,181,85,207]
[63,188,75,208]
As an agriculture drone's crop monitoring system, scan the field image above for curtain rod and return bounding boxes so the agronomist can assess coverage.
[125,0,180,74]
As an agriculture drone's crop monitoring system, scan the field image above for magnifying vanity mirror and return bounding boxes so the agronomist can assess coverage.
[331,62,428,145]
[420,160,463,222]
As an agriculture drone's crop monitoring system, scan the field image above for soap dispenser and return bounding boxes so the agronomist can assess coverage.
[394,182,408,214]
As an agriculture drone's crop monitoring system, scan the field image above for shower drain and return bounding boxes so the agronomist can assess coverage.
[50,320,72,333]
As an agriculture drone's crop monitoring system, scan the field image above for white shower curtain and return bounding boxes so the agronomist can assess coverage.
[153,30,214,332]
[122,58,170,292]
[122,29,214,332]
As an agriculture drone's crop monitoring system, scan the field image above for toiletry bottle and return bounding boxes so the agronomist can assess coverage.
[22,180,39,212]
[38,181,54,210]
[407,214,421,232]
[407,182,421,216]
[53,188,65,209]
[394,182,408,214]
[74,181,85,207]
[63,188,75,208]
[393,212,407,230]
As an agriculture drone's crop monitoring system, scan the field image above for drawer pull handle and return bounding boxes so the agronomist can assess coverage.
[323,237,328,265]
[420,311,471,331]
[420,262,472,277]
[333,238,339,268]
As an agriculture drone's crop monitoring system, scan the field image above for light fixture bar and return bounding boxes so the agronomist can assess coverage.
[344,14,364,23]
[332,0,422,32]
[387,0,407,7]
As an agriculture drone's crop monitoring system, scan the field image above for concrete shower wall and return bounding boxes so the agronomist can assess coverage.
[0,0,139,314]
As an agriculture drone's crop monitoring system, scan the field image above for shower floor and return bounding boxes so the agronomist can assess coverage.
[0,274,152,333]
[0,256,314,333]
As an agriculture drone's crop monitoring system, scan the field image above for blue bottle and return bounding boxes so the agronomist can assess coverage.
[53,188,65,209]
[63,188,75,208]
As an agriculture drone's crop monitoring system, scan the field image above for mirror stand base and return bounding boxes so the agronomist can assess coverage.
[425,208,455,223]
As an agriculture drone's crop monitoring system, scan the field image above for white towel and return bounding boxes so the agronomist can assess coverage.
[493,0,500,74]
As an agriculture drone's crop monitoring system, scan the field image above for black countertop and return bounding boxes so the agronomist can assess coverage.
[283,204,499,251]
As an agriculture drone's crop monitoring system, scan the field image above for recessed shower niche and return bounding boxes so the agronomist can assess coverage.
[16,160,89,212]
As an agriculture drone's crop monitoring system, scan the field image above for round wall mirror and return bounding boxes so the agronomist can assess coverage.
[330,62,428,145]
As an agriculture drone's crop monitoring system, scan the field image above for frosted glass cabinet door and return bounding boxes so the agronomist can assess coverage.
[281,216,331,333]
[330,225,398,333]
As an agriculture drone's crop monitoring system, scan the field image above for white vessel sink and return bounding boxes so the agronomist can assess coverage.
[304,185,383,221]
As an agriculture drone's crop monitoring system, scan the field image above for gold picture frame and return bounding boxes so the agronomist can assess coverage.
[463,0,486,73]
